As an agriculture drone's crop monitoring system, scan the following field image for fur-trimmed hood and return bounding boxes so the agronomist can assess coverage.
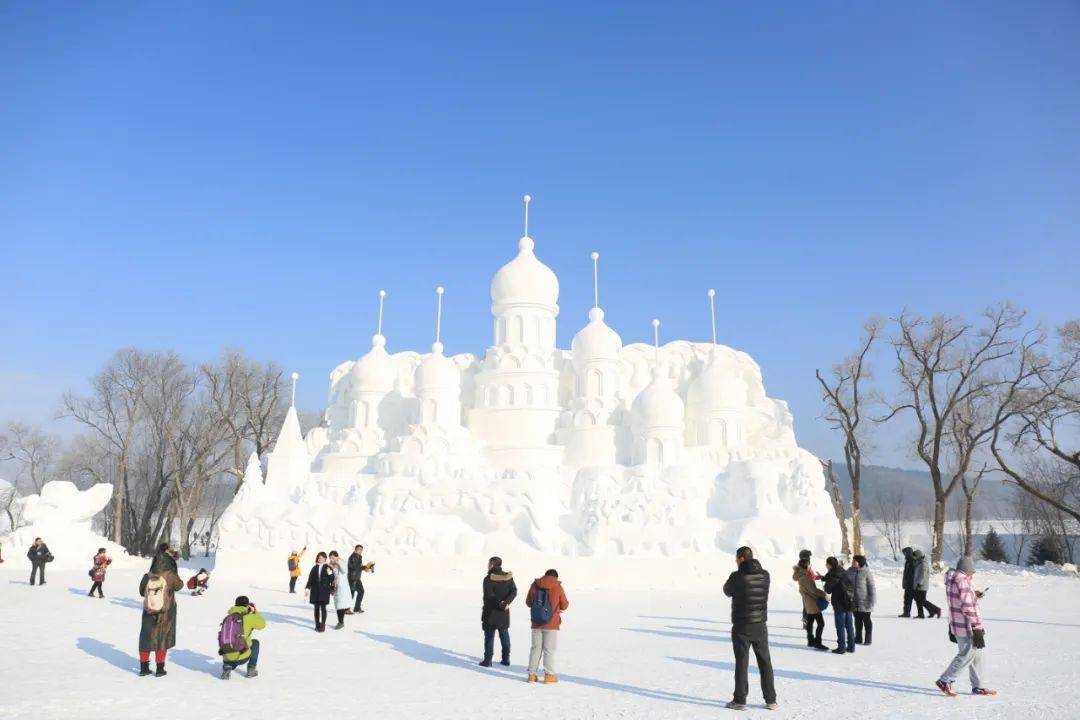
[488,570,513,582]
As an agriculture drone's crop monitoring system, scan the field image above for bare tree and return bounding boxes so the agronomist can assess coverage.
[880,304,1035,567]
[0,479,21,532]
[816,318,881,555]
[0,423,60,493]
[868,485,907,560]
[820,458,851,559]
[959,467,987,557]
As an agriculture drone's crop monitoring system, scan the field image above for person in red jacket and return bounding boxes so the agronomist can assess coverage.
[524,569,569,684]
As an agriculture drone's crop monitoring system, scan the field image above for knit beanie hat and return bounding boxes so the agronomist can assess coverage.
[957,556,976,574]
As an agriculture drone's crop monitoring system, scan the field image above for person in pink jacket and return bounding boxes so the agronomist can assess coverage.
[935,556,997,697]
[88,548,111,598]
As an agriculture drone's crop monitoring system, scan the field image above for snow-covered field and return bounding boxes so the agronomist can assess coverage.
[1,559,1077,719]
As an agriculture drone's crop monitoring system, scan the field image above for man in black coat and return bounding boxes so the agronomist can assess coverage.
[722,546,777,710]
[27,537,51,586]
[347,544,370,614]
[479,556,517,667]
[899,547,916,618]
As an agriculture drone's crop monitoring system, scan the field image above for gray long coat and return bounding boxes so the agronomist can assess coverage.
[848,566,876,612]
[912,552,931,592]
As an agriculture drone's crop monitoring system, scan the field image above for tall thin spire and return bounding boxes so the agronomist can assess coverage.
[434,286,445,345]
[376,289,387,336]
[523,194,532,237]
[591,252,600,309]
[290,371,299,407]
[707,289,717,346]
[652,318,661,366]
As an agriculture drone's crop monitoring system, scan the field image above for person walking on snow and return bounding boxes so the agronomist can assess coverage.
[305,551,333,632]
[479,556,517,667]
[912,549,942,619]
[220,595,266,680]
[849,555,876,645]
[287,547,306,594]
[138,543,184,676]
[525,569,569,684]
[936,557,997,697]
[347,544,374,614]
[88,548,111,598]
[899,547,916,617]
[329,551,352,629]
[793,558,828,650]
[823,556,856,654]
[723,546,778,711]
[27,537,52,586]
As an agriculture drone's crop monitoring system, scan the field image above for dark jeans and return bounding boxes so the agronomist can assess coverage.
[224,639,260,669]
[289,576,298,593]
[89,581,104,597]
[902,588,914,616]
[805,612,824,645]
[854,611,873,643]
[731,623,776,705]
[834,609,855,651]
[483,625,510,663]
[352,579,365,612]
[30,562,46,585]
[313,603,328,628]
[914,590,939,618]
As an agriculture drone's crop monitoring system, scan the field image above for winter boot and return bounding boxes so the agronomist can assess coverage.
[247,668,259,679]
[544,674,558,684]
[478,660,492,668]
[971,688,998,696]
[831,647,846,654]
[155,664,167,677]
[765,702,779,710]
[334,622,345,630]
[139,661,152,677]
[725,700,746,710]
[527,673,538,683]
[935,680,957,697]
[500,659,511,667]
[221,666,232,680]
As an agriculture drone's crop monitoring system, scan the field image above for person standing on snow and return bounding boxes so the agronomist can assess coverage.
[479,556,517,668]
[88,547,111,598]
[823,556,856,654]
[912,549,942,619]
[329,551,352,629]
[287,547,306,594]
[138,543,184,676]
[220,595,266,680]
[899,547,916,617]
[793,558,828,650]
[27,537,52,586]
[723,546,778,711]
[849,555,876,645]
[305,551,333,632]
[347,544,374,614]
[525,568,569,684]
[935,557,996,697]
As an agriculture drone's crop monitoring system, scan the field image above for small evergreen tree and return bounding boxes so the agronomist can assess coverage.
[1027,536,1064,566]
[979,527,1009,563]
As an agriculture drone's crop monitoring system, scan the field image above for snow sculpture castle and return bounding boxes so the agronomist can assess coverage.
[218,197,836,561]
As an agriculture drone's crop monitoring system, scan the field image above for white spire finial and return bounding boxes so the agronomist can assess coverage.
[290,371,299,407]
[652,318,661,366]
[376,289,387,336]
[707,288,717,346]
[591,251,600,309]
[523,194,532,237]
[435,286,445,346]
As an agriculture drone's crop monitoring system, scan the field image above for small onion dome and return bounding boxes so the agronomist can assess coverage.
[571,307,623,365]
[490,236,559,309]
[349,334,395,393]
[687,351,748,410]
[632,367,686,429]
[415,342,459,394]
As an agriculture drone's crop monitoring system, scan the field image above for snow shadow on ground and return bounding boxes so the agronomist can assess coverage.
[258,609,315,630]
[626,626,823,652]
[671,656,940,697]
[984,617,1080,629]
[77,637,138,674]
[363,632,724,709]
[170,648,221,676]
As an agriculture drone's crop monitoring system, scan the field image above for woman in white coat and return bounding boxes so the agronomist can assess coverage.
[328,551,352,630]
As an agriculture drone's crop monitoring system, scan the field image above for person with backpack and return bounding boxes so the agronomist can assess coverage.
[722,546,778,711]
[27,537,52,586]
[187,568,210,596]
[329,551,352,629]
[219,595,266,680]
[936,556,996,697]
[305,551,333,632]
[849,555,876,645]
[899,546,916,617]
[793,558,828,650]
[138,543,184,676]
[88,548,111,598]
[525,569,569,683]
[288,547,306,593]
[479,556,517,668]
[823,556,855,654]
[347,544,374,614]
[912,549,942,619]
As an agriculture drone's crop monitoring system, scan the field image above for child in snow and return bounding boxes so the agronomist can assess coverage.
[188,568,210,596]
[88,548,112,598]
[935,557,996,697]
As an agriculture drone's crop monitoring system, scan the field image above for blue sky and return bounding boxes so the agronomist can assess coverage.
[3,2,1078,468]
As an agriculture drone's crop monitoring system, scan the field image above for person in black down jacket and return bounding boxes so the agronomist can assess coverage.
[823,556,856,654]
[304,552,334,632]
[27,537,52,586]
[479,556,517,667]
[722,546,777,710]
[899,547,916,618]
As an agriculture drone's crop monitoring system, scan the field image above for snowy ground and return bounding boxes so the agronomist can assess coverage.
[1,559,1077,719]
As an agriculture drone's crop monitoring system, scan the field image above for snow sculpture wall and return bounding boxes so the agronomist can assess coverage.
[218,222,837,566]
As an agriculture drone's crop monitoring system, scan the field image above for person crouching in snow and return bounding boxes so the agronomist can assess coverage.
[187,568,210,596]
[329,551,352,629]
[525,569,569,683]
[936,556,996,697]
[220,595,266,680]
[139,543,184,676]
[88,548,111,598]
[793,558,828,650]
[479,556,517,667]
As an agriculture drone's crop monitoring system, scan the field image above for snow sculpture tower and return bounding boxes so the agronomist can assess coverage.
[470,196,563,467]
[631,320,685,467]
[686,289,747,451]
[264,402,311,498]
[564,252,623,466]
